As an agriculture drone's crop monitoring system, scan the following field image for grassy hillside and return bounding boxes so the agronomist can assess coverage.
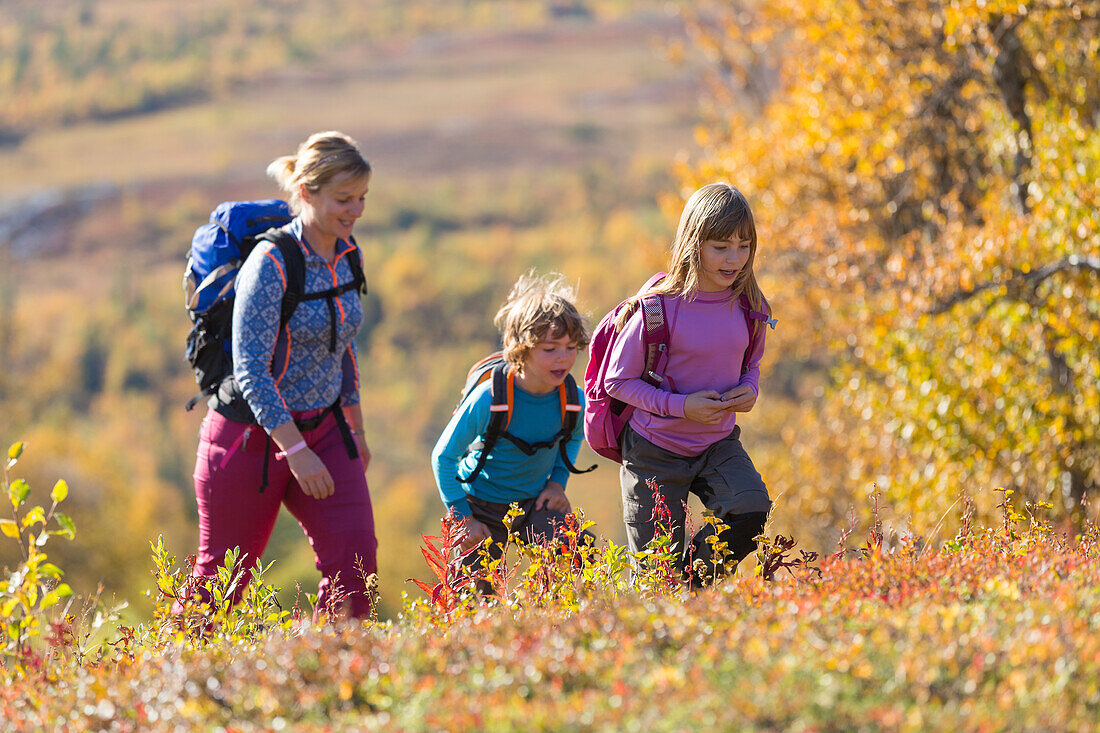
[3,3,1097,728]
[0,0,657,141]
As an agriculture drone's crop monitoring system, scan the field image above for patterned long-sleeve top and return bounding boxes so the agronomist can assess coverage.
[232,217,363,432]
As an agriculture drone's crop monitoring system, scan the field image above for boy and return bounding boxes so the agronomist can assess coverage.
[431,272,593,566]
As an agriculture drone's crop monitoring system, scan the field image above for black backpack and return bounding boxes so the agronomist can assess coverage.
[453,352,597,484]
[183,200,366,423]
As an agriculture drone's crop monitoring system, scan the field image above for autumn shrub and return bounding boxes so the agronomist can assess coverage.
[1,442,76,679]
[0,440,383,686]
[6,481,1096,730]
[6,443,1100,730]
[404,481,814,625]
[680,0,1100,537]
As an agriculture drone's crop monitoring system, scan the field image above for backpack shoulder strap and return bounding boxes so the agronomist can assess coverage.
[346,236,368,296]
[558,374,597,475]
[739,293,774,327]
[297,237,367,302]
[456,363,512,484]
[738,293,776,374]
[257,228,307,327]
[638,291,670,387]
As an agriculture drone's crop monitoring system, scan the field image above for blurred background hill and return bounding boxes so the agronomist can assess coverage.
[2,0,1096,620]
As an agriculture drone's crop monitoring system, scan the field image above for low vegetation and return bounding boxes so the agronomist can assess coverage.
[4,442,1098,730]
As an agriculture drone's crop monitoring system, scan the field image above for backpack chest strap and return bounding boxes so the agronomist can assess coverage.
[456,369,595,483]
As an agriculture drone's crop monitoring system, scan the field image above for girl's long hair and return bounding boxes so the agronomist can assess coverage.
[615,183,769,341]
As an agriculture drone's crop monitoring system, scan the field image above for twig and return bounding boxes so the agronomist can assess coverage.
[929,255,1100,315]
[918,494,965,558]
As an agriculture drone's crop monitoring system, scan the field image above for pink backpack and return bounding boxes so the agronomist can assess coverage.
[582,273,774,463]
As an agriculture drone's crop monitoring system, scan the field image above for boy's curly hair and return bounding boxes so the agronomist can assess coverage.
[494,272,590,373]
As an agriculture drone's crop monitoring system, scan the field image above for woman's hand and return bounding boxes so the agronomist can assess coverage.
[682,390,728,425]
[272,422,334,499]
[354,433,371,472]
[342,404,369,472]
[720,385,758,413]
[287,447,335,499]
[460,517,492,552]
[535,481,571,512]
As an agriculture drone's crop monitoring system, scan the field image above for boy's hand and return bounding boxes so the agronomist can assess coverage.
[536,481,571,512]
[460,517,492,551]
[720,385,757,413]
[683,390,728,424]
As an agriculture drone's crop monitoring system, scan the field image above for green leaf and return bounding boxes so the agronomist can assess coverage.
[39,563,63,579]
[50,480,68,504]
[21,506,45,528]
[10,478,30,508]
[0,519,18,538]
[54,513,76,540]
[40,583,72,610]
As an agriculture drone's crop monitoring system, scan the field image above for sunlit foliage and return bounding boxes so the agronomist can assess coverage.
[4,471,1100,730]
[681,0,1099,534]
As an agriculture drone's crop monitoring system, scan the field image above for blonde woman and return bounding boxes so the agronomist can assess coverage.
[186,131,377,619]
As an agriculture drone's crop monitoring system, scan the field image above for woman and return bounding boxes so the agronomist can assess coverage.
[186,131,377,620]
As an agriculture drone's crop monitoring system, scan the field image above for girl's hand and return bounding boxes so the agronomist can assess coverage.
[720,385,758,413]
[683,390,728,424]
[535,481,571,512]
[287,447,335,499]
[460,518,492,551]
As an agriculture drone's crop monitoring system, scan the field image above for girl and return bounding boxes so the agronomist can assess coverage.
[605,182,771,581]
[185,131,378,619]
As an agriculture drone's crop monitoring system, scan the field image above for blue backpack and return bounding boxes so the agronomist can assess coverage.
[182,199,365,419]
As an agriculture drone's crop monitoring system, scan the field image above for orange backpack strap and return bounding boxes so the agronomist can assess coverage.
[457,362,512,485]
[504,369,515,429]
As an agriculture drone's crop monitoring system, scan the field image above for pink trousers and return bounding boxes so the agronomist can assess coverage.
[188,407,378,619]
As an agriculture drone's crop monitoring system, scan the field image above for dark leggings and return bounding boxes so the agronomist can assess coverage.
[619,425,770,581]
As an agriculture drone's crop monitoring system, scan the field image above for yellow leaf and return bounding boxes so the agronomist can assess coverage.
[0,519,18,538]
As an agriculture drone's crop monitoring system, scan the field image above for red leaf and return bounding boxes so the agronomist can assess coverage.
[409,579,434,597]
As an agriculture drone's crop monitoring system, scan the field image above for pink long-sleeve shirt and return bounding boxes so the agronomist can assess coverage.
[604,288,766,457]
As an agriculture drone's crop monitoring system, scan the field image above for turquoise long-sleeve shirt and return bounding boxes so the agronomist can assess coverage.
[431,379,584,518]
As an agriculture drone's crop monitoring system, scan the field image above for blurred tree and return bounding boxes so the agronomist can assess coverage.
[682,0,1099,529]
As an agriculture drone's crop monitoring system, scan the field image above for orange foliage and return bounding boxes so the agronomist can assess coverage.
[681,0,1099,539]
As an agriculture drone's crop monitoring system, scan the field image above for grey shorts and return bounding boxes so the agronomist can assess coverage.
[619,425,770,554]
